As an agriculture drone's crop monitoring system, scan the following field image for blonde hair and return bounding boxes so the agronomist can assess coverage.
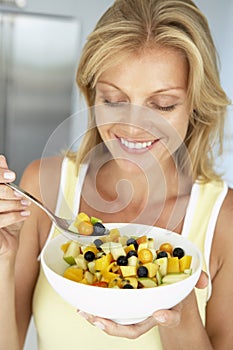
[75,0,230,181]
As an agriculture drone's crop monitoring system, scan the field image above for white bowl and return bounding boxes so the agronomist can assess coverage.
[41,223,202,325]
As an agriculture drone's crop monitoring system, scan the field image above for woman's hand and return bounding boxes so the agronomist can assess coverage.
[78,271,208,339]
[0,155,31,257]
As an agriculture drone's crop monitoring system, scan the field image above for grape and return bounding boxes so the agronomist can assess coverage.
[93,222,106,236]
[137,266,148,277]
[117,255,128,266]
[173,247,185,259]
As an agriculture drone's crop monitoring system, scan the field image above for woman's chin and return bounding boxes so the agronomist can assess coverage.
[114,159,148,174]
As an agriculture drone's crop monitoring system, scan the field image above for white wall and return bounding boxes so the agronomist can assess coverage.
[195,0,233,186]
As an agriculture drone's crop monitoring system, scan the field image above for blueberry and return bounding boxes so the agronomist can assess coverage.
[123,284,134,289]
[93,238,104,249]
[126,250,138,258]
[126,238,138,250]
[157,251,168,259]
[93,222,106,236]
[116,255,128,266]
[173,247,185,259]
[84,251,95,262]
[137,266,148,277]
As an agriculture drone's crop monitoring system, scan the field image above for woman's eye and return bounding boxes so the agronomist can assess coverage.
[104,99,128,107]
[149,102,176,112]
[157,105,176,112]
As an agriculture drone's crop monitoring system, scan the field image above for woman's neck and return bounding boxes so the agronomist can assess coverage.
[81,157,192,230]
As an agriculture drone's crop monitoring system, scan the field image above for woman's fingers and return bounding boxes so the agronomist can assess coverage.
[78,306,182,339]
[0,157,31,229]
[0,183,31,228]
[0,185,22,200]
[0,155,16,183]
[0,210,30,229]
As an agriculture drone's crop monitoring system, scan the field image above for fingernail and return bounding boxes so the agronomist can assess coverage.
[3,172,15,180]
[93,321,105,330]
[78,311,89,320]
[14,191,23,198]
[21,199,31,206]
[20,210,31,217]
[153,315,166,323]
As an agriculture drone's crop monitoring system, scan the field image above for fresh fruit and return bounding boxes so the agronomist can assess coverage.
[173,247,185,259]
[123,284,134,289]
[74,212,91,229]
[116,255,128,266]
[179,255,192,271]
[162,273,189,284]
[155,257,168,276]
[136,235,147,245]
[159,242,173,255]
[63,266,84,282]
[90,216,102,225]
[138,248,153,263]
[61,218,194,289]
[93,222,106,236]
[157,251,168,259]
[126,238,138,250]
[63,241,81,265]
[138,277,157,288]
[69,212,107,236]
[143,262,159,278]
[84,251,96,262]
[167,257,180,273]
[120,265,137,277]
[110,242,126,260]
[137,266,148,277]
[126,250,138,258]
[95,253,112,271]
[78,221,94,236]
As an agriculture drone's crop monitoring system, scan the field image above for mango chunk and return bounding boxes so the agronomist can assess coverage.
[95,253,112,271]
[167,257,180,273]
[63,267,84,282]
[179,255,192,272]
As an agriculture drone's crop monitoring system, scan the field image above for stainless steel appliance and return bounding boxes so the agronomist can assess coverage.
[0,6,80,180]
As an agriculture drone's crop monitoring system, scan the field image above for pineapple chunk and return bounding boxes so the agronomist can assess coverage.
[120,265,137,277]
[143,262,159,278]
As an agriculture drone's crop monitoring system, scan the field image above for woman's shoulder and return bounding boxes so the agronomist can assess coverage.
[19,156,64,209]
[219,186,233,220]
[215,186,233,243]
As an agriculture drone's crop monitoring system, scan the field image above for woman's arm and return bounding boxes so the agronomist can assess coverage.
[0,155,34,350]
[205,188,233,348]
[14,156,62,349]
[0,156,56,350]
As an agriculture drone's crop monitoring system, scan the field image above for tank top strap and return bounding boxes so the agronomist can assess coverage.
[38,157,88,258]
[182,180,227,298]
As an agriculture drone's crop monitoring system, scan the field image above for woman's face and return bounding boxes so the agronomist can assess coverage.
[94,47,190,173]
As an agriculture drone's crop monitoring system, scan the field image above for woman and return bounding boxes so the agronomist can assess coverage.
[0,0,232,349]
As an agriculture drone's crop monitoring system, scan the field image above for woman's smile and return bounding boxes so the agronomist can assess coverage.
[117,136,159,153]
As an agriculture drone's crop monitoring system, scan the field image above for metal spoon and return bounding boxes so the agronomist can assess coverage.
[5,182,109,241]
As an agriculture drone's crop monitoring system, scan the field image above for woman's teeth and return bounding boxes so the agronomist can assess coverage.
[120,138,153,150]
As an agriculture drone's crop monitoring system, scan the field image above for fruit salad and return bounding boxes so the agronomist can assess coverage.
[68,212,107,236]
[61,222,193,289]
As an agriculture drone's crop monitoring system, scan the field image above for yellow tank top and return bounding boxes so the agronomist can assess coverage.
[33,158,227,350]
